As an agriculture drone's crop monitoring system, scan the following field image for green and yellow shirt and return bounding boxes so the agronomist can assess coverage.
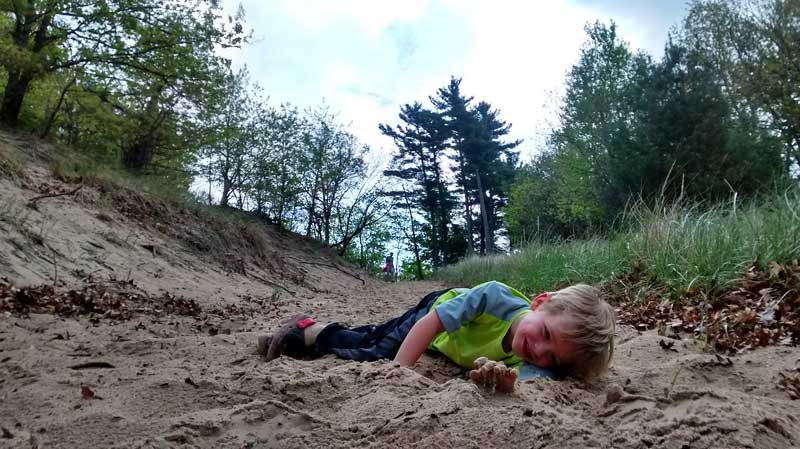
[427,281,531,370]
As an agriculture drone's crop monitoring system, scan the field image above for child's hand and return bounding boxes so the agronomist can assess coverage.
[467,357,518,394]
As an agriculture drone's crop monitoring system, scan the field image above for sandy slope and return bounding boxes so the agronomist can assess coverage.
[2,132,800,449]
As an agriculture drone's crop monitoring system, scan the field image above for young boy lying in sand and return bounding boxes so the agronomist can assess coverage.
[257,281,615,393]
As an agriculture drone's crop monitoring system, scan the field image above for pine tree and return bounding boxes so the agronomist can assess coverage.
[380,103,455,268]
[430,77,478,254]
[431,78,520,254]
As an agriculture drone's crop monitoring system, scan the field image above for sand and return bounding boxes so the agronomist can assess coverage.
[2,131,800,449]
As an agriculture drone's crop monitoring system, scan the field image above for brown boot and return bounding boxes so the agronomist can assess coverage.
[261,313,315,361]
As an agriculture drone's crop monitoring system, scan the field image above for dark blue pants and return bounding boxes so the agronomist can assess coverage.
[314,289,449,361]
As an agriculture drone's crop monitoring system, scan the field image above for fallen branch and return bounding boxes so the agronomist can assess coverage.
[28,184,83,207]
[285,256,365,285]
[248,272,296,296]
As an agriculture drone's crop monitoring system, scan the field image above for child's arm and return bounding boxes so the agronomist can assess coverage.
[394,311,444,366]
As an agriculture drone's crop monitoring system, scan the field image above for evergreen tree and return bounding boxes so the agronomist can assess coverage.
[380,102,455,268]
[470,101,520,253]
[430,77,478,254]
[431,78,520,254]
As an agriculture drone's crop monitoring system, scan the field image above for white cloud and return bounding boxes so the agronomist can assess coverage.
[220,0,687,164]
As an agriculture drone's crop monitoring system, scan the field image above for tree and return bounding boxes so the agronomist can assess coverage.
[469,101,520,253]
[380,102,455,268]
[249,104,307,228]
[303,105,368,244]
[329,160,392,256]
[431,78,520,254]
[507,18,788,243]
[430,77,478,253]
[193,69,261,208]
[684,0,800,170]
[0,0,245,130]
[640,38,783,200]
[554,22,640,225]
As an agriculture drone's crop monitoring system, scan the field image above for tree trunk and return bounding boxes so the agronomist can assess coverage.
[0,71,33,128]
[457,150,474,254]
[2,10,54,128]
[122,133,156,171]
[122,87,163,171]
[220,179,231,207]
[434,169,450,264]
[475,170,492,254]
[306,181,317,237]
[41,77,77,138]
[402,186,424,280]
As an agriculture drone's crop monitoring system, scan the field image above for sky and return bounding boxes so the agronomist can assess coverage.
[219,0,690,166]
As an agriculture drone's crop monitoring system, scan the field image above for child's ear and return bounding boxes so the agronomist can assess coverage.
[530,292,550,311]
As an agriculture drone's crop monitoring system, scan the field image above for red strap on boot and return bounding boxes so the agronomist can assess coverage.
[296,318,316,329]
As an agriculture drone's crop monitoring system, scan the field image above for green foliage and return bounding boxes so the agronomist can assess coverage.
[0,0,247,173]
[249,104,307,229]
[193,68,261,208]
[430,78,521,255]
[303,104,370,244]
[506,16,791,243]
[505,152,602,246]
[189,74,384,256]
[399,259,433,281]
[342,225,392,273]
[684,0,800,169]
[381,77,521,273]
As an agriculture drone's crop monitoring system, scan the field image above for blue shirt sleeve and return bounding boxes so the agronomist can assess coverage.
[433,281,529,333]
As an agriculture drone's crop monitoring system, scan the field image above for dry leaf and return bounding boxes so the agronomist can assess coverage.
[658,340,677,352]
[81,385,95,399]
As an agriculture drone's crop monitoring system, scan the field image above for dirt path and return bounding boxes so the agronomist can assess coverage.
[2,278,800,449]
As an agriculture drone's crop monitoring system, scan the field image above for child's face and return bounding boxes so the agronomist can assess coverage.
[511,310,577,370]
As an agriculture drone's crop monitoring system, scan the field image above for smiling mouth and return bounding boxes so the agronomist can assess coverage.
[523,339,532,361]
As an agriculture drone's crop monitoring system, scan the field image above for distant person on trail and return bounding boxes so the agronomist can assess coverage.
[257,281,615,393]
[382,253,394,278]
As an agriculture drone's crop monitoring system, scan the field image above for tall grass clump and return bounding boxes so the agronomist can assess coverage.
[624,189,800,293]
[437,187,800,296]
[437,238,628,294]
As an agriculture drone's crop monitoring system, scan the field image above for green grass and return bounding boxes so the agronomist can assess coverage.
[49,157,197,206]
[0,154,24,180]
[437,189,800,298]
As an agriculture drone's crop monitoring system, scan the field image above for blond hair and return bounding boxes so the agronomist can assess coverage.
[538,284,615,379]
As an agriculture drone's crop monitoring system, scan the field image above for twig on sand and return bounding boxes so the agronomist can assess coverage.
[69,361,115,370]
[248,272,296,296]
[285,255,365,285]
[265,399,333,427]
[45,243,58,289]
[664,363,685,399]
[27,184,83,208]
